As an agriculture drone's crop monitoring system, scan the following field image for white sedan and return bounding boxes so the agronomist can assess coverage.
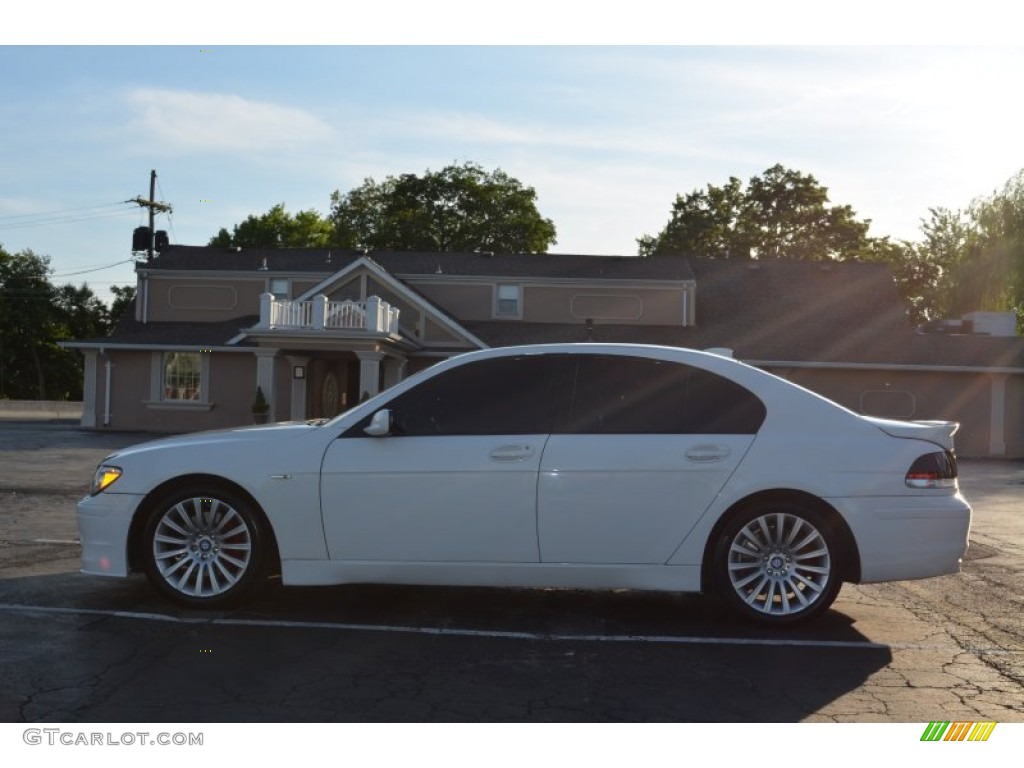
[77,344,971,625]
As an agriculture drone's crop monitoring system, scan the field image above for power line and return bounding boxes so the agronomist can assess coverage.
[52,259,135,277]
[0,202,128,221]
[0,208,139,231]
[156,176,179,244]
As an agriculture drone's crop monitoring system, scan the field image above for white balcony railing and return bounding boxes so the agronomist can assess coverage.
[259,294,400,335]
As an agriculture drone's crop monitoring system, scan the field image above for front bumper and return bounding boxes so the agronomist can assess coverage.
[829,492,972,583]
[76,492,146,578]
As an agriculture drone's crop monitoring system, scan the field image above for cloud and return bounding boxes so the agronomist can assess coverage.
[124,88,335,154]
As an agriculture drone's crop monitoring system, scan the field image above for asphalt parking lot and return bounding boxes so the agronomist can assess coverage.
[0,421,1022,722]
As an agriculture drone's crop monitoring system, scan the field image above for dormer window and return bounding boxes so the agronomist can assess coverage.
[495,284,521,318]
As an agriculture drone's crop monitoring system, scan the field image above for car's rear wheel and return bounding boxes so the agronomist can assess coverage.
[141,486,267,608]
[712,501,843,625]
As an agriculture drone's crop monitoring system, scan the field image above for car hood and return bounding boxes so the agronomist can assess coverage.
[103,422,320,462]
[862,416,960,451]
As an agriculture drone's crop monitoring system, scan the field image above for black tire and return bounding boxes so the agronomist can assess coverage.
[712,500,843,626]
[141,485,268,608]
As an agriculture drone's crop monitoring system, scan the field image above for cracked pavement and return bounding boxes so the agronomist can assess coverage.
[0,422,1021,722]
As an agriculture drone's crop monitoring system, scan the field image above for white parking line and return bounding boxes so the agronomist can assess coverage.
[0,602,902,650]
[3,602,1020,653]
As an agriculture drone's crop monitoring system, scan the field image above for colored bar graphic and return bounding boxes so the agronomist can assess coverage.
[920,721,996,741]
[968,722,997,741]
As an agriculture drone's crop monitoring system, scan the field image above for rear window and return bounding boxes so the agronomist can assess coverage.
[559,355,766,435]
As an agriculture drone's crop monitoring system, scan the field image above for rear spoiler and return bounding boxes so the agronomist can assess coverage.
[863,416,959,451]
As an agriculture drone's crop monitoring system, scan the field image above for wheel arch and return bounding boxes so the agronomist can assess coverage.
[127,473,281,575]
[699,488,861,591]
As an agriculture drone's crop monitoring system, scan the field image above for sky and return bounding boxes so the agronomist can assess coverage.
[4,7,1024,305]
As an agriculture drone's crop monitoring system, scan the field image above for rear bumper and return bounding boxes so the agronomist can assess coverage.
[76,492,145,578]
[828,493,971,583]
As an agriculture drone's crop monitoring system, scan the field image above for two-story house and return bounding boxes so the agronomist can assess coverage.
[64,245,1024,457]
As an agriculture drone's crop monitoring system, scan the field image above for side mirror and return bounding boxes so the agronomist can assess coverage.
[364,409,393,437]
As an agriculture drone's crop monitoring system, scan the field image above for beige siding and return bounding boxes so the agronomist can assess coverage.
[410,280,688,325]
[96,351,257,432]
[208,353,261,426]
[292,280,321,297]
[523,285,685,325]
[326,277,362,302]
[145,277,266,321]
[773,368,995,457]
[411,282,493,321]
[104,352,151,428]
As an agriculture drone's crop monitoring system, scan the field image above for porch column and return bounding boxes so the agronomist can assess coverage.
[312,294,328,331]
[254,349,279,421]
[354,350,385,401]
[258,292,273,330]
[81,349,98,428]
[382,355,407,390]
[989,373,1008,456]
[286,355,310,421]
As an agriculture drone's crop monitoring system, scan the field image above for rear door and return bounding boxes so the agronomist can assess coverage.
[538,354,766,564]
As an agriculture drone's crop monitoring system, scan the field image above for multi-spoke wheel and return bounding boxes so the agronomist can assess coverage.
[141,486,267,607]
[712,501,843,625]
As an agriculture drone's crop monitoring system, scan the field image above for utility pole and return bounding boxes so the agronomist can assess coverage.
[127,170,173,261]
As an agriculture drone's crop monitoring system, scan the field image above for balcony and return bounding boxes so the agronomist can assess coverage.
[257,294,400,335]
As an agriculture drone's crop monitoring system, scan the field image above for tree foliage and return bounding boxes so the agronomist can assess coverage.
[209,203,334,248]
[0,244,114,400]
[962,171,1024,318]
[329,162,557,253]
[901,172,1024,324]
[639,164,874,261]
[109,284,137,324]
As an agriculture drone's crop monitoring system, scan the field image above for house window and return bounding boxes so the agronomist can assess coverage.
[163,352,202,401]
[269,278,290,300]
[495,284,521,317]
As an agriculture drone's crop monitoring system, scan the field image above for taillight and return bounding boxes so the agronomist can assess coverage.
[905,451,958,489]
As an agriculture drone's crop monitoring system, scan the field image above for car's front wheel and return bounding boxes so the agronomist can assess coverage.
[141,486,268,608]
[712,500,843,625]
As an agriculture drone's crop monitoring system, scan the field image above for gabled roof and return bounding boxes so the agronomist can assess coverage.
[284,255,488,350]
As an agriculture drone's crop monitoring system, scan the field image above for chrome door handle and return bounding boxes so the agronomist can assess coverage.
[685,444,731,463]
[489,444,535,462]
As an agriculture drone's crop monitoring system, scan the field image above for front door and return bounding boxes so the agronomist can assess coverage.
[320,354,568,563]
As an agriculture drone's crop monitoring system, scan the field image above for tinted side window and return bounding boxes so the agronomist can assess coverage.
[561,355,765,435]
[680,366,767,434]
[357,355,567,436]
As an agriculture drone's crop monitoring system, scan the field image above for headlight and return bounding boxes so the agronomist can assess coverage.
[91,465,123,495]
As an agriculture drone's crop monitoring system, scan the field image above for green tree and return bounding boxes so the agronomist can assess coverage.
[962,170,1024,318]
[640,164,873,261]
[860,236,937,323]
[637,176,747,259]
[0,245,110,400]
[49,282,110,398]
[330,162,557,253]
[109,284,137,324]
[908,171,1024,324]
[209,203,334,248]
